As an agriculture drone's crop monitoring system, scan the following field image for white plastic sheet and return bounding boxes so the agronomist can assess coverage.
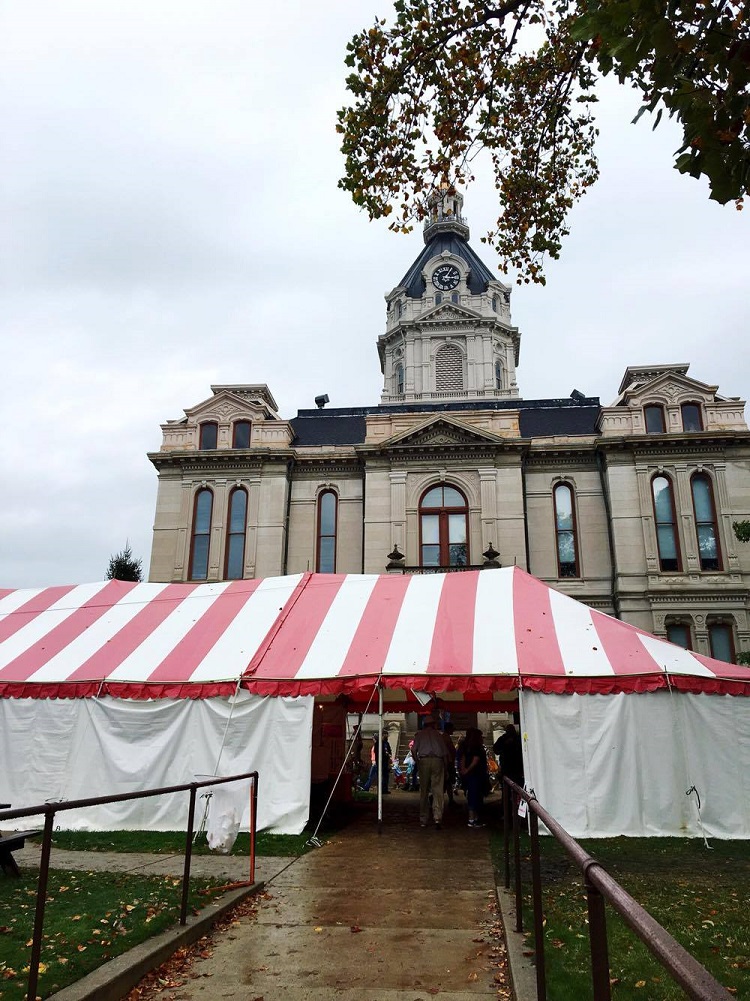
[0,693,313,834]
[522,691,750,838]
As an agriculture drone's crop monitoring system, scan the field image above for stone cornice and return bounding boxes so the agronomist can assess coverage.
[148,450,292,473]
[595,432,750,456]
[357,441,527,461]
[647,590,748,605]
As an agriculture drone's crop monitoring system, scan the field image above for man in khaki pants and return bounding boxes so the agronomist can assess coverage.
[412,709,448,829]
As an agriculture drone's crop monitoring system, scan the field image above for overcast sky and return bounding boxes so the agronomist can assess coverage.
[1,1,748,589]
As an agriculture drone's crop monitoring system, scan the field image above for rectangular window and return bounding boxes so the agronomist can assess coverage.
[708,624,734,663]
[681,403,703,431]
[199,422,218,449]
[666,623,691,649]
[645,406,666,433]
[233,421,251,448]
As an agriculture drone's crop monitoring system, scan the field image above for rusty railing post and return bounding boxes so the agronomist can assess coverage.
[529,808,547,1001]
[585,863,612,1001]
[179,783,198,926]
[513,789,523,933]
[249,774,258,884]
[26,809,55,1001]
[503,778,511,890]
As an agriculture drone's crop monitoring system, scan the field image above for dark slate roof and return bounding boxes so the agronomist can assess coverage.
[290,399,601,446]
[519,405,601,437]
[290,413,367,446]
[398,232,496,298]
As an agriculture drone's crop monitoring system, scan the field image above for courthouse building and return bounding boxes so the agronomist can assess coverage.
[147,191,750,662]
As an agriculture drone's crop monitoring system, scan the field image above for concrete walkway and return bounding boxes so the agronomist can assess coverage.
[16,792,518,1000]
[145,794,507,1000]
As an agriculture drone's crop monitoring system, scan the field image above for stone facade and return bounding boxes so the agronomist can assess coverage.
[147,191,750,662]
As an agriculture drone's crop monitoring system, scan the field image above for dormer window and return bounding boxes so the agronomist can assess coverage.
[199,422,218,449]
[492,296,498,312]
[681,402,703,432]
[232,420,251,448]
[396,300,403,318]
[644,405,666,434]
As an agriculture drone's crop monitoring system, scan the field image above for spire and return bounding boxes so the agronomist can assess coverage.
[423,184,470,243]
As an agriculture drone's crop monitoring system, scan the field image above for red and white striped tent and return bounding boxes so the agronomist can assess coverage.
[1,567,749,838]
[0,567,747,700]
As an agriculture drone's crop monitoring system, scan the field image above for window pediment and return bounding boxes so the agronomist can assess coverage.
[381,416,505,449]
[619,372,718,408]
[418,302,481,323]
[185,390,270,425]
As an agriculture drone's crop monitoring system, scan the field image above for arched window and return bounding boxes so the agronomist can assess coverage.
[396,300,403,318]
[224,487,247,580]
[434,293,442,306]
[495,360,503,390]
[395,363,404,395]
[189,488,213,581]
[492,295,498,312]
[316,490,338,573]
[420,484,468,567]
[232,421,251,448]
[652,475,680,571]
[708,620,735,662]
[199,421,218,449]
[451,292,459,304]
[644,405,666,434]
[681,402,703,432]
[553,483,579,578]
[691,473,721,570]
[435,344,464,392]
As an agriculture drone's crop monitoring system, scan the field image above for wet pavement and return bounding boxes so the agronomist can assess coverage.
[16,791,512,1000]
[154,792,506,1000]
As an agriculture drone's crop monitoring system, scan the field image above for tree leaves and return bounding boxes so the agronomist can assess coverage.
[338,0,748,282]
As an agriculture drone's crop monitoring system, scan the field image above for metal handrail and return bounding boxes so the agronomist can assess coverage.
[0,772,259,1001]
[502,778,734,1001]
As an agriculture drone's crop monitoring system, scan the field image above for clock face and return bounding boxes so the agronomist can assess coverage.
[432,264,460,291]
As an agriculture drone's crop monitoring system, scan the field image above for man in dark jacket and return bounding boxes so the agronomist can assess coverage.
[493,724,524,788]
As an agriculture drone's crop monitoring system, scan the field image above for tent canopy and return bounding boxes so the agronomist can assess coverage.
[0,568,748,700]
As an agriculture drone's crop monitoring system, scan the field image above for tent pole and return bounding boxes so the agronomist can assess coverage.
[377,685,383,835]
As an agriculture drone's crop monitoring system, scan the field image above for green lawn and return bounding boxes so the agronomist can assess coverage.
[0,868,224,1001]
[51,828,311,857]
[489,832,750,1001]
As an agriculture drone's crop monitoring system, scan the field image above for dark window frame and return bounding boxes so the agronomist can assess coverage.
[681,402,704,432]
[189,487,214,581]
[224,486,248,580]
[666,621,693,650]
[232,420,251,449]
[651,474,682,572]
[395,363,404,395]
[644,404,666,434]
[199,421,218,450]
[553,482,580,579]
[316,489,338,574]
[418,483,469,568]
[690,472,722,571]
[707,620,736,663]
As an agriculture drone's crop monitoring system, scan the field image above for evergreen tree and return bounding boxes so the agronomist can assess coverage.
[106,543,143,582]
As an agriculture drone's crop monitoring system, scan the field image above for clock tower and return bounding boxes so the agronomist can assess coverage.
[379,188,521,404]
